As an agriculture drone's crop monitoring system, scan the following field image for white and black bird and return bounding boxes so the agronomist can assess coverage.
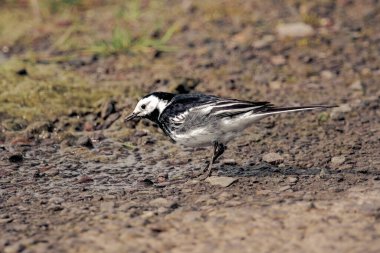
[125,92,333,179]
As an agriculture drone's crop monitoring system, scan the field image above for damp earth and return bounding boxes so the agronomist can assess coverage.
[0,1,380,252]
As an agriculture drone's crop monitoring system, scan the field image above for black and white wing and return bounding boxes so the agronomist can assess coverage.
[158,93,272,134]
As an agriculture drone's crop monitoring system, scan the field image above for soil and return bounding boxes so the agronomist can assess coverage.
[1,1,380,253]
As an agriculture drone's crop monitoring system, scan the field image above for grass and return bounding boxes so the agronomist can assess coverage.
[0,0,180,128]
[89,22,179,56]
[0,59,117,123]
[0,0,179,59]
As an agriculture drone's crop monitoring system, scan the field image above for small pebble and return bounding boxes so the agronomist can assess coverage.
[252,35,275,49]
[350,80,363,91]
[278,185,291,192]
[270,55,286,65]
[331,156,346,167]
[330,104,352,120]
[77,176,94,184]
[276,22,315,38]
[262,152,284,164]
[149,197,177,208]
[77,136,94,149]
[321,70,334,80]
[222,159,237,165]
[47,205,64,212]
[287,176,299,184]
[205,176,237,187]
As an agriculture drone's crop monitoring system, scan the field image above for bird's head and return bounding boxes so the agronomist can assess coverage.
[125,92,175,122]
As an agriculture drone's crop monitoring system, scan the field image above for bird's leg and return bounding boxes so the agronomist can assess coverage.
[212,143,226,164]
[198,142,225,180]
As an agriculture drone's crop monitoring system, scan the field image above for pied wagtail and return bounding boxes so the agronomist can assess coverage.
[125,92,333,179]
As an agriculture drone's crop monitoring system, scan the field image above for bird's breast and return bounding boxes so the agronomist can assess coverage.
[170,127,216,147]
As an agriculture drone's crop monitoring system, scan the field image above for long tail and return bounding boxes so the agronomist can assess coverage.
[258,104,336,116]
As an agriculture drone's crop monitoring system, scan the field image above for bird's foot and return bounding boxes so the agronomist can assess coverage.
[191,168,207,179]
[195,162,213,181]
[197,172,211,181]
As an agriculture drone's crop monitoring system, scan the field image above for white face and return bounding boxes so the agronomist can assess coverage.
[131,95,167,117]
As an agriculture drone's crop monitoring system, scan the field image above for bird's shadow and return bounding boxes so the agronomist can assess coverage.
[215,163,377,178]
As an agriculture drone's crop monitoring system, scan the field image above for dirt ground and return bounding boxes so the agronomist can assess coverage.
[1,0,380,252]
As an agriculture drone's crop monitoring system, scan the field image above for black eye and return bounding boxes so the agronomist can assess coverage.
[141,104,146,109]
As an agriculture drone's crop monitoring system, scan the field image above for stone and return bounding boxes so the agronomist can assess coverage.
[276,22,315,38]
[157,173,168,183]
[350,80,363,91]
[278,185,291,192]
[47,205,64,212]
[287,176,299,184]
[330,104,352,120]
[331,156,346,167]
[4,243,26,253]
[222,159,237,165]
[77,176,94,184]
[321,70,334,80]
[149,198,176,208]
[270,55,286,65]
[252,35,275,49]
[230,27,253,45]
[45,168,59,177]
[77,136,94,149]
[48,197,65,205]
[205,176,237,187]
[140,211,155,219]
[262,152,284,164]
[0,218,13,224]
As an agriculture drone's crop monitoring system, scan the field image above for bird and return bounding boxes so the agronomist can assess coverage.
[125,92,334,179]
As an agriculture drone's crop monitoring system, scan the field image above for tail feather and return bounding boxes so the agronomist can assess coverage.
[258,105,336,116]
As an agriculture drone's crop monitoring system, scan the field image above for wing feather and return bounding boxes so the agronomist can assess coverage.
[159,94,272,134]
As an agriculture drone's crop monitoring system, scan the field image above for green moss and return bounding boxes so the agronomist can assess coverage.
[302,14,321,27]
[318,112,330,123]
[0,59,115,122]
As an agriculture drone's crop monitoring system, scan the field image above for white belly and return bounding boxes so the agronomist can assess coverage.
[171,112,268,147]
[171,128,218,147]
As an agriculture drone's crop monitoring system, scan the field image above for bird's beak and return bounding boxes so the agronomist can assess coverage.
[125,113,138,121]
